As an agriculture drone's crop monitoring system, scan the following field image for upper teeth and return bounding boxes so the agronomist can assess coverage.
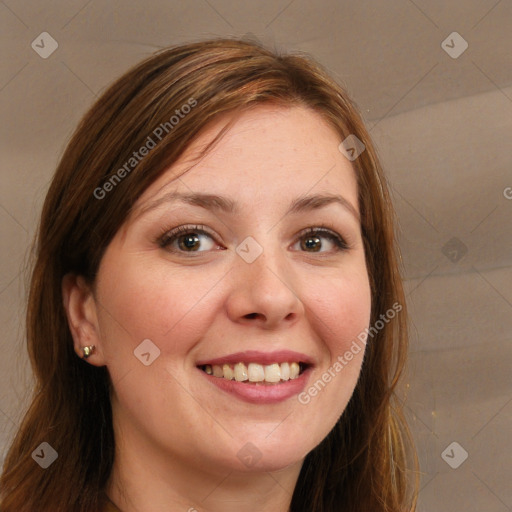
[202,362,301,382]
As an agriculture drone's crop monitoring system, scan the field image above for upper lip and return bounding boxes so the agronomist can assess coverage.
[196,350,314,367]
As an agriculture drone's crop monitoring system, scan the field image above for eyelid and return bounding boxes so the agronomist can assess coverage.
[156,224,217,249]
[293,225,350,251]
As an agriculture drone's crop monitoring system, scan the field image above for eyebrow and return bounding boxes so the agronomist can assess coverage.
[135,191,360,223]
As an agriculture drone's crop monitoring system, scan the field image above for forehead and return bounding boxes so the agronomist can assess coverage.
[129,105,360,226]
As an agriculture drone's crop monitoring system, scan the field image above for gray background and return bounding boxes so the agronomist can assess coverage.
[1,1,511,510]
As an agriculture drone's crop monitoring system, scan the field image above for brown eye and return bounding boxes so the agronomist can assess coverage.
[295,227,349,253]
[301,234,322,252]
[177,233,202,251]
[159,225,218,253]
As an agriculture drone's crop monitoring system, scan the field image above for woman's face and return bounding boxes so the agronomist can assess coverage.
[84,104,371,474]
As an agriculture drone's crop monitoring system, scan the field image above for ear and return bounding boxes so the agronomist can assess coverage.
[62,273,106,366]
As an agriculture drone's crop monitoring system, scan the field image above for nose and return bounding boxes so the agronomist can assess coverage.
[225,242,304,329]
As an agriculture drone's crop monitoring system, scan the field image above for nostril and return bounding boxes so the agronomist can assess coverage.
[245,313,258,319]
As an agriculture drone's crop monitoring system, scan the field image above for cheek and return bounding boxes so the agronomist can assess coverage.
[95,252,224,356]
[291,268,371,444]
[307,266,372,355]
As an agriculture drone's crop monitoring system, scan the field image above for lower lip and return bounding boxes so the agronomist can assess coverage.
[197,366,312,404]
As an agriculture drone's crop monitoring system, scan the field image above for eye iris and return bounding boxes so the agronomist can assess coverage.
[179,233,200,251]
[302,235,321,252]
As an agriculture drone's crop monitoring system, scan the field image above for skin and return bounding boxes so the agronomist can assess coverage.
[62,104,372,512]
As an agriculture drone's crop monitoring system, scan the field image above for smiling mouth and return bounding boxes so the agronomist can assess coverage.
[197,362,309,384]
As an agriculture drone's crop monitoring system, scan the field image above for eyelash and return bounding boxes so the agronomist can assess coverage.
[156,223,350,255]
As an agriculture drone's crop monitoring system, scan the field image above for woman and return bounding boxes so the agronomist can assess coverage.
[0,37,418,511]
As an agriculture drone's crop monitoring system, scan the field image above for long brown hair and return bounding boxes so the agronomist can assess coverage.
[0,37,418,511]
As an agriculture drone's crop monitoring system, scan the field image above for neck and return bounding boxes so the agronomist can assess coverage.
[105,417,302,512]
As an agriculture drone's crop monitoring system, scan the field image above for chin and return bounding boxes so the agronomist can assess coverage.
[222,432,316,473]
